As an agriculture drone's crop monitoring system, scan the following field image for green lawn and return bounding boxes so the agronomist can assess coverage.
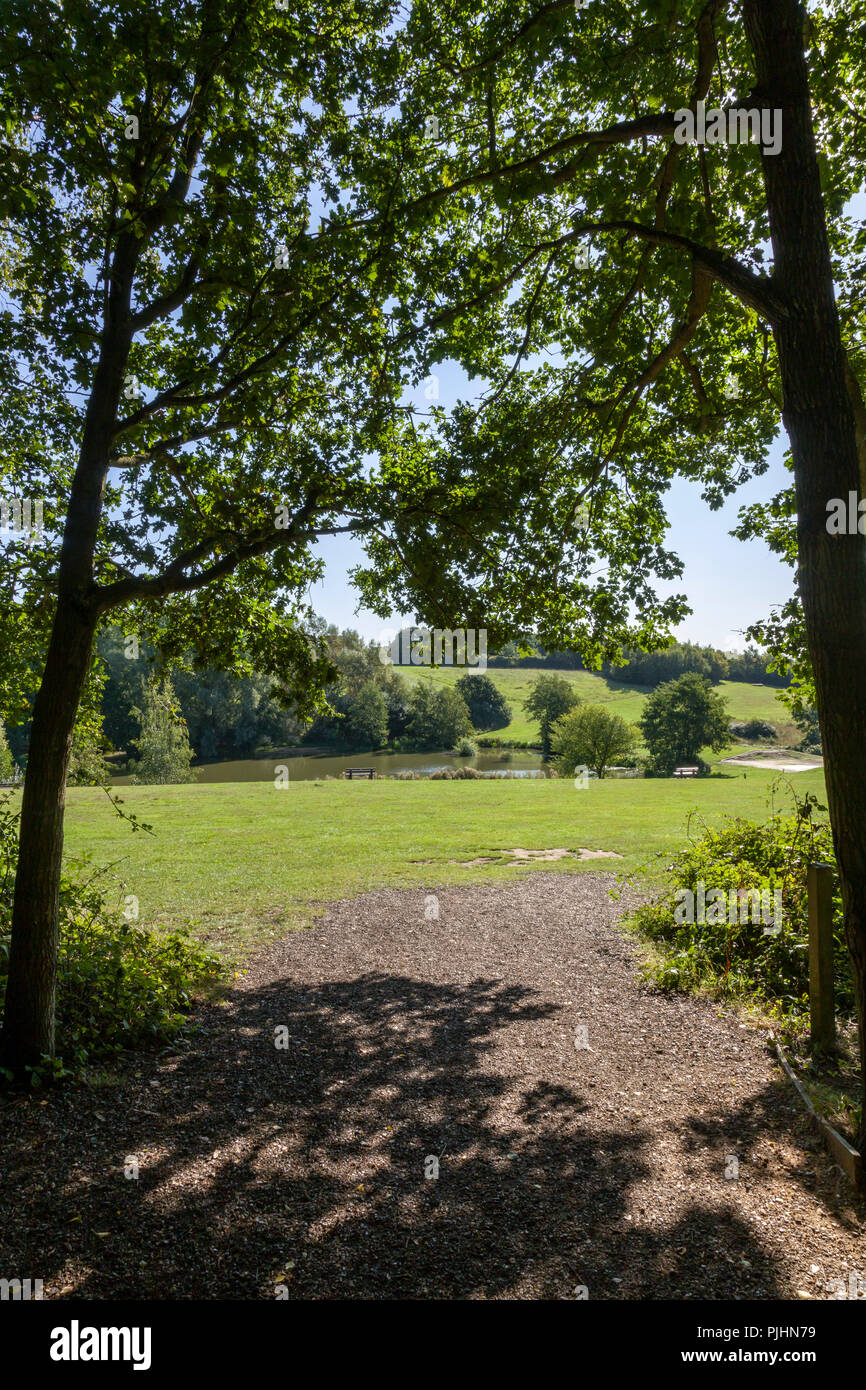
[62,757,824,959]
[398,666,794,744]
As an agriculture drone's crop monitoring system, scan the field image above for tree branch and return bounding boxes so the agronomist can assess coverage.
[94,521,368,612]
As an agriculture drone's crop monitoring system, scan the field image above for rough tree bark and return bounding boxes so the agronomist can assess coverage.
[0,239,134,1070]
[1,602,100,1067]
[745,0,866,1147]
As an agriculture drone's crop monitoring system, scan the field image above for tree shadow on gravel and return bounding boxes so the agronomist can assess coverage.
[680,1069,866,1234]
[0,972,789,1300]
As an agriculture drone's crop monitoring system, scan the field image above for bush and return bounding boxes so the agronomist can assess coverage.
[621,794,851,1019]
[794,705,822,754]
[453,736,477,756]
[729,718,777,741]
[0,796,222,1079]
[0,722,16,783]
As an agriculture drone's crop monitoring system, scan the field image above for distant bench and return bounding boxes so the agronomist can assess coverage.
[345,768,375,780]
[673,765,699,778]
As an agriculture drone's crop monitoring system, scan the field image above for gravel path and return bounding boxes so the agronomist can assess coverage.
[1,873,863,1299]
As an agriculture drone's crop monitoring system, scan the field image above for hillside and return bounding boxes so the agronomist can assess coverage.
[397,666,796,746]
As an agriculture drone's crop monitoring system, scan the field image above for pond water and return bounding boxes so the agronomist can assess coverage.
[111,748,547,784]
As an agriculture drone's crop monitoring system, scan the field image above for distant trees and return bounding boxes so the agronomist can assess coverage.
[607,642,730,687]
[523,674,580,758]
[725,647,788,687]
[25,623,783,770]
[551,706,638,780]
[0,722,16,783]
[406,684,472,751]
[486,638,786,689]
[128,679,195,785]
[454,673,512,731]
[382,684,413,744]
[98,625,303,761]
[342,682,389,750]
[639,675,730,775]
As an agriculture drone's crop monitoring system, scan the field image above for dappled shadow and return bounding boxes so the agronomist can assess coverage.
[0,968,803,1299]
[679,1057,866,1235]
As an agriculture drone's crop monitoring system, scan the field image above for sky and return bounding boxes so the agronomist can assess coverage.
[308,360,794,655]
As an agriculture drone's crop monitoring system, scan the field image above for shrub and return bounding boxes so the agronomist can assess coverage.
[794,705,822,754]
[0,796,222,1079]
[0,722,16,783]
[454,736,478,756]
[729,718,777,741]
[620,794,851,1019]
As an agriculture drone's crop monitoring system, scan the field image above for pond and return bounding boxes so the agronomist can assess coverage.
[110,748,547,784]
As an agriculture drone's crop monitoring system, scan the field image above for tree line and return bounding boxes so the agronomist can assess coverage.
[490,639,788,688]
[1,622,784,781]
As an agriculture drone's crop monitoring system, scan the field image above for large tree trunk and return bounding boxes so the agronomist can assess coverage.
[0,242,131,1069]
[745,0,866,1147]
[1,600,99,1068]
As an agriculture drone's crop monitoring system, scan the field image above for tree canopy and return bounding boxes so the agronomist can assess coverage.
[522,672,580,758]
[4,0,866,1144]
[551,704,638,780]
[639,672,730,772]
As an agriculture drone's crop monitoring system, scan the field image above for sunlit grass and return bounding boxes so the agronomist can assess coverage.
[61,758,825,959]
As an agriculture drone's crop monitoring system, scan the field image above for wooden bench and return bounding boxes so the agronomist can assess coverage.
[673,765,699,778]
[345,768,375,780]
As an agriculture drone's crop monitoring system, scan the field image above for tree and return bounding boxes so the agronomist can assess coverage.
[128,677,195,784]
[0,722,16,784]
[382,679,412,745]
[1,1,592,1068]
[454,673,512,731]
[381,0,866,1140]
[523,674,579,759]
[343,681,389,750]
[8,0,866,1148]
[551,706,638,780]
[639,674,730,774]
[7,0,673,1070]
[405,683,472,750]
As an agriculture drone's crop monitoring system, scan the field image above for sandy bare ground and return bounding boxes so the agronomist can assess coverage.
[0,873,862,1300]
[722,752,824,773]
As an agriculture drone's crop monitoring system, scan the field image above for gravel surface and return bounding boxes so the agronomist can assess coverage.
[1,872,863,1300]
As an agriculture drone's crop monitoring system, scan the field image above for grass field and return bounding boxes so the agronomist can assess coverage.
[62,756,825,959]
[397,667,795,744]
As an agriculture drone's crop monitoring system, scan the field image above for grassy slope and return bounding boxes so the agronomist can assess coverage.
[397,667,793,743]
[63,759,824,957]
